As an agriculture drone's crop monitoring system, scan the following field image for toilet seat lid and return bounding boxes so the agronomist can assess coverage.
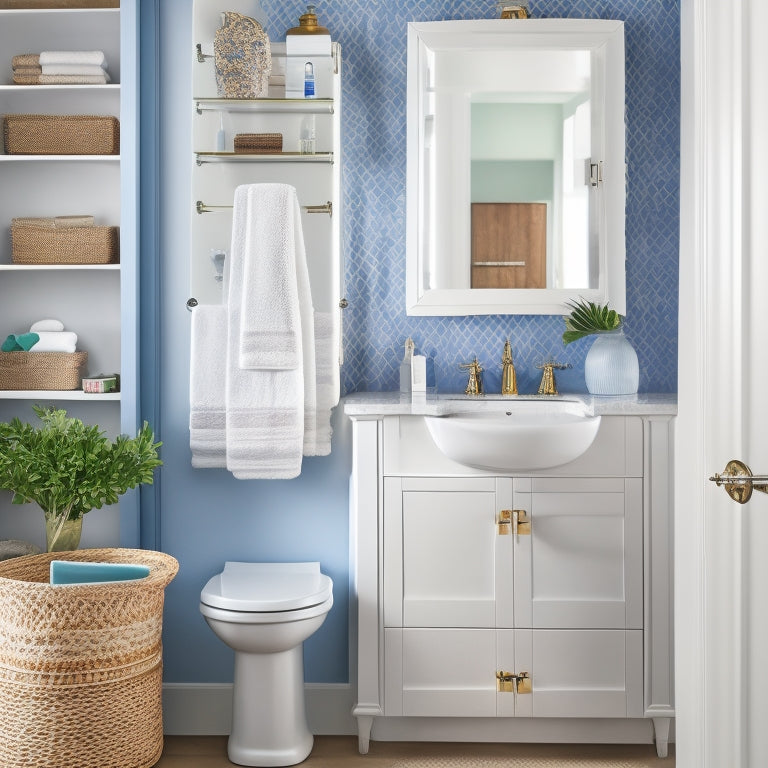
[200,561,333,612]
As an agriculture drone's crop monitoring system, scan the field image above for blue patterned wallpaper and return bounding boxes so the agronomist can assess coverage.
[260,0,679,395]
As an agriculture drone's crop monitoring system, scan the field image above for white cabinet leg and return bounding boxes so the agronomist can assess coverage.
[357,715,373,754]
[652,716,671,758]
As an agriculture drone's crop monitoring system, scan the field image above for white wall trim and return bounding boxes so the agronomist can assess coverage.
[162,683,357,736]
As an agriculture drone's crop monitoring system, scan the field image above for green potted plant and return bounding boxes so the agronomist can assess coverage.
[0,406,161,552]
[562,299,639,395]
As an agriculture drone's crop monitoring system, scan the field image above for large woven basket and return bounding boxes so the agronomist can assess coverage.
[0,351,87,390]
[11,218,119,265]
[3,114,119,155]
[0,548,179,768]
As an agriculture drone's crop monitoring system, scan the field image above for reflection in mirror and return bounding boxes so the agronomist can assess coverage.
[406,19,625,315]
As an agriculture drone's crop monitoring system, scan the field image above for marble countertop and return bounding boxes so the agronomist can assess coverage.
[342,391,678,418]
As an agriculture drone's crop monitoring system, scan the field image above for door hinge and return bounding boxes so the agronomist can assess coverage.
[497,509,530,535]
[496,670,532,694]
[588,161,604,188]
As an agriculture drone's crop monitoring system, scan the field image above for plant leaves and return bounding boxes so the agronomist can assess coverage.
[562,299,623,345]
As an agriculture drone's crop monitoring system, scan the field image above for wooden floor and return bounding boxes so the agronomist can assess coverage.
[155,736,675,767]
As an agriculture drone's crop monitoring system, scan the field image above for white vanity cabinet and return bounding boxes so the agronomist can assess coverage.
[346,397,675,758]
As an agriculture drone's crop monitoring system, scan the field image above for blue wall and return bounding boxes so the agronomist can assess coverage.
[152,0,678,684]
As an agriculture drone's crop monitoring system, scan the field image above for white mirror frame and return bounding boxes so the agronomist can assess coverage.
[405,19,626,316]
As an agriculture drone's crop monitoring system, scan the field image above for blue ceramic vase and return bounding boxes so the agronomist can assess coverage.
[584,329,639,395]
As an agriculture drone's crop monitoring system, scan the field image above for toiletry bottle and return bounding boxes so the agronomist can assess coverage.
[400,337,415,393]
[216,112,226,152]
[304,61,315,98]
[299,114,316,154]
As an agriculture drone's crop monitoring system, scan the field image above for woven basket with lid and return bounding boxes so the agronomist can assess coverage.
[0,548,179,768]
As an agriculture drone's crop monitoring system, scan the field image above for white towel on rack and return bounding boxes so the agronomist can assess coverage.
[39,50,107,67]
[311,311,340,456]
[237,185,308,371]
[190,304,227,468]
[225,183,316,479]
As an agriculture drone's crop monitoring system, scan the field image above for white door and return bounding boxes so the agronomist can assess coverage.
[678,0,768,765]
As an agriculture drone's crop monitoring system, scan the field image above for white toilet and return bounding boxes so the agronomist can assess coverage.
[199,561,333,767]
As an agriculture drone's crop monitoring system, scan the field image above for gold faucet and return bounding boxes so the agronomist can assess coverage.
[535,359,571,396]
[460,357,484,395]
[501,339,518,396]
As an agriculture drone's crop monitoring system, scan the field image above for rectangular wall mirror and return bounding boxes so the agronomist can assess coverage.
[406,19,626,316]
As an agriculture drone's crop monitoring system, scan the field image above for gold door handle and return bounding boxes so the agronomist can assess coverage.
[709,459,768,504]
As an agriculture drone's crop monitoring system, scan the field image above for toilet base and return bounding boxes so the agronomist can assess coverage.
[228,644,314,767]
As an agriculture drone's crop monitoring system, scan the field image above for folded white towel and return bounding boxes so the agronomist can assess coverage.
[40,64,110,81]
[190,305,227,468]
[30,319,64,333]
[39,50,107,67]
[29,331,77,353]
[225,184,315,479]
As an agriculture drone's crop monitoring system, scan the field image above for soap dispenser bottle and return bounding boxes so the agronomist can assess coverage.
[399,337,415,393]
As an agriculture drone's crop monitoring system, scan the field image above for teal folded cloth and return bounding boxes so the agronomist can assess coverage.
[1,332,39,352]
[50,560,150,585]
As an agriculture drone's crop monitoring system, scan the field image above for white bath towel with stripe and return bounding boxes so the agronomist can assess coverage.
[311,311,340,455]
[189,304,227,468]
[225,183,316,478]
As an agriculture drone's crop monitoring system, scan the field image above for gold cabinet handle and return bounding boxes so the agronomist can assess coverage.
[497,509,530,535]
[710,459,768,504]
[496,670,532,694]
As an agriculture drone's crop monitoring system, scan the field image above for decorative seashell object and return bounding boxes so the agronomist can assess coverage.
[214,11,272,99]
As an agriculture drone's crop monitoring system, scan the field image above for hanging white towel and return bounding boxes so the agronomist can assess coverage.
[190,305,227,468]
[310,311,340,456]
[225,183,316,479]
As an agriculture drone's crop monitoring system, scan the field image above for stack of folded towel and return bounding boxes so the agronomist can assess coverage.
[12,51,110,85]
[1,319,78,353]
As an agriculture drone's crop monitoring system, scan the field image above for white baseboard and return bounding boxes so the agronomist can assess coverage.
[162,683,357,736]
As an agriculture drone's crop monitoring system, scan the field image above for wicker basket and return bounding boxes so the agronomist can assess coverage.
[3,114,119,155]
[0,548,178,768]
[234,132,283,153]
[11,218,119,265]
[0,351,87,390]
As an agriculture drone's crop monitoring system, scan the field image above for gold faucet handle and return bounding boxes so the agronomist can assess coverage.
[535,359,571,396]
[459,357,484,395]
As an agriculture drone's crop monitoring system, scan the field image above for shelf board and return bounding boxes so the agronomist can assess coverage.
[0,390,120,401]
[0,264,120,270]
[0,84,119,92]
[0,154,120,162]
[195,151,333,165]
[195,97,334,114]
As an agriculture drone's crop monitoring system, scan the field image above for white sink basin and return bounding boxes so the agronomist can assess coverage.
[424,399,601,471]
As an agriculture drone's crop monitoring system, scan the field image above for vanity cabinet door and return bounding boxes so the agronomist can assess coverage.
[513,478,643,630]
[384,627,532,718]
[383,477,515,629]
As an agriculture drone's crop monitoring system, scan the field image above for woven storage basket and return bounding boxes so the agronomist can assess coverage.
[234,132,283,153]
[0,548,178,768]
[11,219,119,265]
[3,114,119,155]
[0,351,87,390]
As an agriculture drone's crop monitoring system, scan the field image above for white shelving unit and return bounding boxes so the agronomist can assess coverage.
[191,1,342,319]
[0,3,139,549]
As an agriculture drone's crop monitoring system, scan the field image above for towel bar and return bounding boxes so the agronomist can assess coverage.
[196,200,332,217]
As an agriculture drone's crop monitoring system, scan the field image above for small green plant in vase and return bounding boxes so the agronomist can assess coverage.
[562,298,623,345]
[562,299,639,395]
[0,406,162,552]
